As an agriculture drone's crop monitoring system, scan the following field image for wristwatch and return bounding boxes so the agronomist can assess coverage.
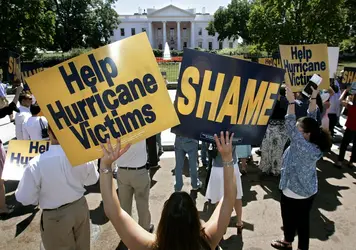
[100,168,113,174]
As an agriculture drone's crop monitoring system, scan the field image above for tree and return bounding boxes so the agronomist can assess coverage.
[0,0,56,58]
[49,0,120,51]
[248,0,348,53]
[340,0,356,53]
[206,0,252,43]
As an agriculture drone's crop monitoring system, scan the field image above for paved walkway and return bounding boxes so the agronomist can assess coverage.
[1,147,355,249]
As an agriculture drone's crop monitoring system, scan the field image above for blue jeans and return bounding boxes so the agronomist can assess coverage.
[201,142,208,166]
[174,136,199,191]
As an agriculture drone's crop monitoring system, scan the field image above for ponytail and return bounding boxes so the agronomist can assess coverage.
[316,127,332,153]
[298,117,332,153]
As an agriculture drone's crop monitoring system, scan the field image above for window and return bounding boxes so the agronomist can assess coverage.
[208,42,213,50]
[183,42,187,48]
[183,28,187,37]
[157,28,162,37]
[131,28,136,36]
[198,28,202,36]
[142,28,146,32]
[229,42,233,48]
[170,28,175,38]
[219,41,223,50]
[120,28,125,36]
[198,41,203,48]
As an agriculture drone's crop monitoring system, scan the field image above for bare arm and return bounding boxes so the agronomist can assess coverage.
[339,86,351,101]
[285,86,295,115]
[12,85,23,104]
[203,132,236,249]
[99,139,155,250]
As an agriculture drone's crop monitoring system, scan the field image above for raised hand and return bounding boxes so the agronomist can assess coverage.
[311,86,319,99]
[100,138,131,166]
[214,131,234,162]
[285,86,295,103]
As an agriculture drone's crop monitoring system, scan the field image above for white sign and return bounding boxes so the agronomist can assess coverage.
[328,47,340,78]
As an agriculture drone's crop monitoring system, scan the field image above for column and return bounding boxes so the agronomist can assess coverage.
[177,21,181,50]
[148,22,153,47]
[162,21,167,46]
[190,21,195,48]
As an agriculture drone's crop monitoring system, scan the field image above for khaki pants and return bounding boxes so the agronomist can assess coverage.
[40,196,90,250]
[117,168,151,230]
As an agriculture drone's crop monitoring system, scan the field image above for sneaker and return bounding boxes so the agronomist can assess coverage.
[256,149,261,157]
[192,180,203,190]
[148,224,154,233]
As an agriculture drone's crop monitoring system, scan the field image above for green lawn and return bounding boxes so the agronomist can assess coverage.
[158,61,356,83]
[337,61,356,74]
[158,63,180,82]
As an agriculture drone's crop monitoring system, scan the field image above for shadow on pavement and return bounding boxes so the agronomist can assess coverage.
[15,208,40,237]
[90,201,109,226]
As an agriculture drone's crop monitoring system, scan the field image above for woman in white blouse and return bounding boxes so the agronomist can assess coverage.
[23,104,49,140]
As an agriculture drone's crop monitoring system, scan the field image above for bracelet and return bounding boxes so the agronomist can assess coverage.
[288,102,295,105]
[222,160,234,167]
[310,98,317,100]
[100,168,113,174]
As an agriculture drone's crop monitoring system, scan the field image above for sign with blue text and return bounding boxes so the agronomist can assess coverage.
[171,49,286,145]
[2,140,50,180]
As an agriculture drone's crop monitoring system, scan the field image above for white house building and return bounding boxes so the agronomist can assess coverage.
[111,5,239,51]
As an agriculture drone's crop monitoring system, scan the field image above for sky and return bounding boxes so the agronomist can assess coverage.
[115,0,231,15]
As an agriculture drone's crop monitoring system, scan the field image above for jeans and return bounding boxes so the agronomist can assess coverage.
[174,136,199,191]
[201,142,208,166]
[338,128,356,163]
[281,193,315,250]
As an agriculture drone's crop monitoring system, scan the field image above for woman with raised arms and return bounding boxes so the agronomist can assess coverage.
[99,131,236,250]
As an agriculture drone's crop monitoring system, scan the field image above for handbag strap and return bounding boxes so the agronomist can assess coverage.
[39,117,46,130]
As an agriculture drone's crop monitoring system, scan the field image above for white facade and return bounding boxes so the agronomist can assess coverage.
[111,5,239,50]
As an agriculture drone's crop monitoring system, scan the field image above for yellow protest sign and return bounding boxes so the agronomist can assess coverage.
[258,58,282,68]
[279,44,330,92]
[26,33,180,166]
[2,140,50,180]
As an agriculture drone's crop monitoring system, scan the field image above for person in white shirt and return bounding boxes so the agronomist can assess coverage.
[15,126,99,250]
[23,104,48,140]
[114,140,154,235]
[15,93,32,139]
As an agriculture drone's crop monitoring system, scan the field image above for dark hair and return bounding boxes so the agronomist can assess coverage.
[331,84,339,93]
[30,104,41,115]
[298,117,332,152]
[154,192,210,250]
[19,93,27,104]
[19,93,31,104]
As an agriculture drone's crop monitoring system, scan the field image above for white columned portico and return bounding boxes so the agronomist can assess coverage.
[162,21,167,46]
[148,21,153,45]
[177,21,181,50]
[190,21,195,48]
